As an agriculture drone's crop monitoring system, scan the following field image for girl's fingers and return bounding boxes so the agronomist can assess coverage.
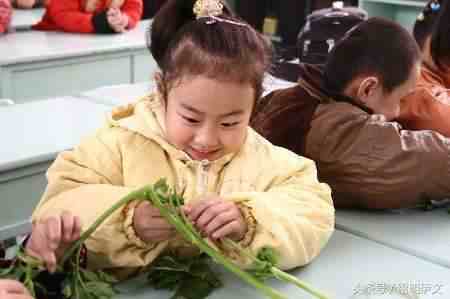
[211,220,241,240]
[45,217,61,250]
[43,252,57,273]
[0,280,30,295]
[204,211,236,236]
[72,216,82,241]
[187,199,222,222]
[195,202,230,230]
[61,211,74,243]
[148,218,174,230]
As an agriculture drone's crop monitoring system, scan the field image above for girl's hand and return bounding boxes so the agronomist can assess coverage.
[133,201,175,243]
[26,212,82,273]
[0,280,32,299]
[183,196,247,241]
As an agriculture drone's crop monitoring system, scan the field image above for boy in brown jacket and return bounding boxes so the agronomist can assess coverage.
[252,18,450,209]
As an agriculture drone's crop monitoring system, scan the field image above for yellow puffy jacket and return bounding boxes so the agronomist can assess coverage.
[33,94,334,278]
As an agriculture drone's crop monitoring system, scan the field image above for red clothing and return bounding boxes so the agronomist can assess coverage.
[397,64,450,137]
[0,0,12,34]
[33,0,142,33]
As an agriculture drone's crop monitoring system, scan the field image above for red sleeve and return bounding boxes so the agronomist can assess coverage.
[48,0,95,33]
[121,0,142,29]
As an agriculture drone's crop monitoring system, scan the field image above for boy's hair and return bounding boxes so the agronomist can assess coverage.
[148,0,272,102]
[413,0,443,50]
[324,17,420,94]
[430,0,450,69]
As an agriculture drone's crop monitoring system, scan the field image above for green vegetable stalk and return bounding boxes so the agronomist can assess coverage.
[2,179,328,299]
[222,239,329,299]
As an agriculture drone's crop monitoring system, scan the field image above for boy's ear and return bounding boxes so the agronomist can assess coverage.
[357,76,379,103]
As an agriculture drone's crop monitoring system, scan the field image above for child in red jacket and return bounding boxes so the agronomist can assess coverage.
[0,0,12,34]
[33,0,143,33]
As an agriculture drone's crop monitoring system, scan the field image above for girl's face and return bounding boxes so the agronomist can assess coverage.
[164,75,254,161]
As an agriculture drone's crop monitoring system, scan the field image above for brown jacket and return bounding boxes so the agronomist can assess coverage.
[252,64,450,209]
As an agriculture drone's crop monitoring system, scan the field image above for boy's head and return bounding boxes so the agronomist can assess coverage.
[324,17,421,120]
[149,0,272,161]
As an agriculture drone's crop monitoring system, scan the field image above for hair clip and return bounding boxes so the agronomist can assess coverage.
[417,12,425,21]
[193,0,224,19]
[430,0,441,11]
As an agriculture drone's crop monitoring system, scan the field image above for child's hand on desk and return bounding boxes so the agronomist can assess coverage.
[0,279,32,299]
[26,212,82,273]
[107,8,129,33]
[183,197,247,242]
[133,201,175,243]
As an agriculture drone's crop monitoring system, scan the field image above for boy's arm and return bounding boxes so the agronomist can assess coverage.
[307,105,450,209]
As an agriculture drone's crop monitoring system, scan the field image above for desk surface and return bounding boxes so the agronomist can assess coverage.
[1,20,151,65]
[9,8,44,31]
[116,230,449,299]
[0,97,110,173]
[336,205,450,269]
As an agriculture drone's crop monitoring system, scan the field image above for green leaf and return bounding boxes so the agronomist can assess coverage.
[171,276,220,299]
[85,281,117,298]
[96,270,118,284]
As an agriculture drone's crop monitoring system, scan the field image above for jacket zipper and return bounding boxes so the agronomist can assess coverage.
[196,159,210,196]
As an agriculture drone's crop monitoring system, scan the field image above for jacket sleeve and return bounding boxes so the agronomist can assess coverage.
[121,0,142,29]
[32,127,166,277]
[223,153,334,271]
[46,0,96,33]
[306,104,450,209]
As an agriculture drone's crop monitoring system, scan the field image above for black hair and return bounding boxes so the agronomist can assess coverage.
[430,0,450,69]
[148,0,272,102]
[413,0,443,50]
[324,17,420,94]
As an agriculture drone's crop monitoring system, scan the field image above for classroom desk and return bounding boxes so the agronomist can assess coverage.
[0,97,111,240]
[0,20,157,102]
[336,204,450,269]
[79,74,297,106]
[115,230,449,299]
[8,8,45,32]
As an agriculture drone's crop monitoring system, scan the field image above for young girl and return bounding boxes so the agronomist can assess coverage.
[32,0,142,33]
[252,17,450,209]
[396,0,450,137]
[0,0,11,34]
[30,0,334,279]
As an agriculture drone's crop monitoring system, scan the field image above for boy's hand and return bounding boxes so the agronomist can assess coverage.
[0,279,32,299]
[26,212,82,273]
[133,201,175,243]
[107,8,128,33]
[183,196,247,241]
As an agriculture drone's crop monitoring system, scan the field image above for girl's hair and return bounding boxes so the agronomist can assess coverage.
[324,17,420,94]
[148,0,272,103]
[413,0,442,49]
[430,0,450,69]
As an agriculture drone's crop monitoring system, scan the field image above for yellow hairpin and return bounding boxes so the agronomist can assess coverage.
[193,0,224,19]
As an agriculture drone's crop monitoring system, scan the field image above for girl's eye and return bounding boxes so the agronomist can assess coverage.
[182,116,200,124]
[221,121,240,128]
